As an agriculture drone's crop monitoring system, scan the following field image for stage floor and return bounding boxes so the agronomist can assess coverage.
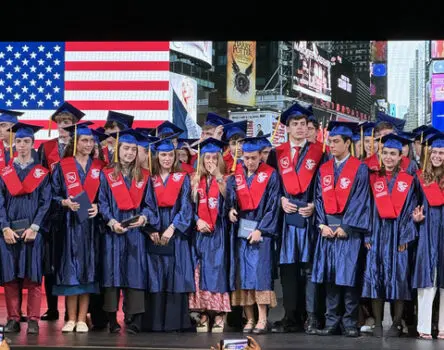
[0,295,438,350]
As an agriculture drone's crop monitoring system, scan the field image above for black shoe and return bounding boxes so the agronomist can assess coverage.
[305,317,318,335]
[373,325,383,338]
[124,315,134,325]
[385,324,402,337]
[271,320,300,333]
[4,320,20,333]
[27,320,39,335]
[344,327,359,337]
[20,314,28,323]
[126,314,141,335]
[316,326,340,336]
[107,312,121,334]
[252,321,268,335]
[41,310,59,321]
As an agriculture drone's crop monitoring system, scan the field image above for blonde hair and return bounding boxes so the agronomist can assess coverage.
[191,152,225,202]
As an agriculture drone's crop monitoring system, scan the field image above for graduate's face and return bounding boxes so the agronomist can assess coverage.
[137,145,148,165]
[104,125,120,148]
[375,128,394,138]
[414,140,422,158]
[354,140,361,159]
[76,135,95,156]
[0,122,15,141]
[402,144,410,157]
[430,147,444,167]
[158,151,175,171]
[328,136,350,157]
[204,152,219,171]
[57,117,74,138]
[178,149,189,163]
[307,122,317,143]
[382,147,402,171]
[201,126,215,140]
[261,147,272,162]
[119,142,138,164]
[364,136,378,156]
[229,139,242,157]
[243,151,261,173]
[287,118,308,141]
[15,137,33,156]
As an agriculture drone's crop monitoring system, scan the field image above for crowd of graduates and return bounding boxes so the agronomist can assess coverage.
[0,101,444,342]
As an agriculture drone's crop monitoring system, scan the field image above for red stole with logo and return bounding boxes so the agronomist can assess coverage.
[234,162,274,211]
[223,152,234,174]
[103,168,149,210]
[276,141,323,195]
[197,176,219,231]
[43,139,61,172]
[60,157,104,202]
[152,172,187,207]
[1,164,49,196]
[416,169,444,206]
[370,171,413,219]
[320,157,361,215]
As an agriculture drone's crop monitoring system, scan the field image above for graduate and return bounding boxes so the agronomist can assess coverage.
[0,122,51,334]
[268,103,325,335]
[177,138,199,168]
[200,112,232,141]
[312,121,371,338]
[307,114,321,145]
[102,111,135,164]
[412,133,444,340]
[222,120,248,174]
[0,109,24,169]
[135,132,159,171]
[141,136,195,332]
[226,135,280,335]
[98,129,150,334]
[412,126,439,169]
[51,122,104,333]
[362,134,418,338]
[188,138,231,333]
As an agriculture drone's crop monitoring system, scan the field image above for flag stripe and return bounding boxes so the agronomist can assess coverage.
[64,81,169,91]
[65,42,170,51]
[65,51,169,62]
[64,90,170,101]
[64,71,169,81]
[28,120,163,130]
[17,110,170,120]
[65,100,169,110]
[65,61,170,71]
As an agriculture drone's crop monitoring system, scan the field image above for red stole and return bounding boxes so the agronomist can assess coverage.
[320,156,361,214]
[364,153,380,171]
[276,141,323,195]
[1,164,49,196]
[60,157,104,202]
[102,146,110,164]
[400,156,410,172]
[43,139,61,172]
[234,162,274,211]
[103,167,149,210]
[223,152,234,174]
[416,170,444,206]
[197,176,219,231]
[152,172,187,207]
[0,143,17,170]
[370,171,413,218]
[181,162,195,175]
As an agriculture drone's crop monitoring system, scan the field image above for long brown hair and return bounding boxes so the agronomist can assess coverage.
[421,149,444,188]
[377,148,402,177]
[151,149,182,176]
[63,135,104,161]
[191,152,225,202]
[106,142,144,182]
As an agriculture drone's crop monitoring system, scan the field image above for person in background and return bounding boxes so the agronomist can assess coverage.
[258,135,272,163]
[0,109,24,169]
[307,115,321,145]
[102,111,135,164]
[222,121,248,175]
[200,113,232,141]
[177,138,199,168]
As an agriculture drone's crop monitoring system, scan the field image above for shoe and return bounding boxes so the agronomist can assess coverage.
[126,314,141,335]
[305,316,318,335]
[252,320,268,335]
[196,314,209,333]
[212,315,225,334]
[62,320,76,333]
[20,314,28,323]
[316,326,340,336]
[107,312,121,334]
[385,324,402,337]
[75,321,89,333]
[27,320,39,335]
[41,310,59,321]
[373,325,383,338]
[243,319,255,334]
[4,320,20,333]
[271,320,300,333]
[124,315,133,325]
[344,327,359,337]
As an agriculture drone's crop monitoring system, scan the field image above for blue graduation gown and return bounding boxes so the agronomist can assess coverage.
[312,159,371,287]
[0,161,51,284]
[192,181,231,293]
[413,178,444,289]
[142,174,194,293]
[98,172,147,290]
[51,158,98,286]
[362,173,417,300]
[226,163,281,291]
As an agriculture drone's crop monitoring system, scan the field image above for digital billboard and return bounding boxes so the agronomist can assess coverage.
[370,41,387,61]
[432,74,444,102]
[431,40,444,59]
[330,54,356,109]
[170,41,213,66]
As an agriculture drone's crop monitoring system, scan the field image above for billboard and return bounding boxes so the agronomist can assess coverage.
[432,74,444,102]
[431,40,444,59]
[227,41,256,107]
[170,41,213,66]
[330,54,356,109]
[370,41,387,61]
[432,101,444,131]
[292,41,331,102]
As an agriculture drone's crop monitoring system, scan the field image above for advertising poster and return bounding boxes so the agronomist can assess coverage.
[432,74,444,102]
[170,41,213,66]
[431,40,444,59]
[227,41,256,107]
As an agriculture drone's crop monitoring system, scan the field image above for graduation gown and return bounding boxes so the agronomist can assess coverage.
[0,161,51,284]
[98,171,148,290]
[142,173,194,293]
[226,163,280,291]
[362,172,417,300]
[312,157,371,287]
[51,158,99,286]
[192,176,231,293]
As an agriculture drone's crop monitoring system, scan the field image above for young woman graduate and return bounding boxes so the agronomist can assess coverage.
[188,138,232,333]
[141,135,195,332]
[98,129,150,334]
[0,122,51,335]
[51,122,105,333]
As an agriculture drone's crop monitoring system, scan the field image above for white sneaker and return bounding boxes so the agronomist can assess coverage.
[75,321,89,333]
[62,321,76,333]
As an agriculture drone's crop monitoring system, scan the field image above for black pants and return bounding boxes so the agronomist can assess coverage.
[103,287,145,315]
[44,274,58,311]
[325,283,359,329]
[89,290,108,327]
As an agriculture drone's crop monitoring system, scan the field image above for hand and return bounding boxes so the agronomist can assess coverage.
[149,232,160,244]
[63,197,80,212]
[412,205,425,223]
[3,227,19,244]
[229,208,238,223]
[213,125,224,140]
[398,243,408,252]
[298,203,314,218]
[246,336,262,350]
[88,203,98,218]
[160,225,174,245]
[281,197,298,214]
[128,216,146,229]
[207,162,222,178]
[112,223,127,234]
[365,242,372,250]
[248,229,262,244]
[22,228,37,243]
[335,227,348,238]
[0,340,10,350]
[196,219,212,233]
[321,225,335,238]
[210,343,221,350]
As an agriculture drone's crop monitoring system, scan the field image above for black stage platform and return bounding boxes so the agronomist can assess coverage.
[1,295,442,350]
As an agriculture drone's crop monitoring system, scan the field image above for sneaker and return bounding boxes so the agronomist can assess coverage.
[27,320,39,335]
[75,321,89,333]
[4,320,20,333]
[62,320,76,333]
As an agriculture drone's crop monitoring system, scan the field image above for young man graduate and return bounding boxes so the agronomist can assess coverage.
[102,111,135,164]
[0,109,24,169]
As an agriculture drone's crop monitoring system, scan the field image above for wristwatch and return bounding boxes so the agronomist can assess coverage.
[318,224,326,230]
[216,176,224,184]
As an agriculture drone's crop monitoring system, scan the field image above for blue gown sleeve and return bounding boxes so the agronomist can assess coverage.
[398,176,418,246]
[141,178,161,233]
[31,175,52,227]
[98,171,114,224]
[38,143,46,167]
[314,171,327,228]
[172,175,193,235]
[51,163,66,207]
[257,170,281,237]
[0,179,9,229]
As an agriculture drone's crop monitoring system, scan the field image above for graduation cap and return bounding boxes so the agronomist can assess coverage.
[193,137,227,154]
[91,129,109,144]
[257,133,272,148]
[426,132,444,149]
[134,127,155,138]
[223,120,248,140]
[205,112,232,127]
[48,102,85,137]
[96,127,105,134]
[62,121,95,157]
[327,121,359,139]
[136,133,159,148]
[155,121,184,138]
[412,125,429,134]
[151,133,181,153]
[376,112,406,132]
[106,111,135,130]
[414,126,439,142]
[380,133,411,151]
[280,102,312,126]
[177,138,199,149]
[398,131,416,141]
[0,108,24,124]
[352,133,361,142]
[9,122,42,139]
[241,135,272,153]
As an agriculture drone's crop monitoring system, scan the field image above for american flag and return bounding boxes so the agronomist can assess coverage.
[0,41,170,146]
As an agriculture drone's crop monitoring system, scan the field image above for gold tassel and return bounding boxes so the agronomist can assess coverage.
[360,126,364,159]
[271,114,281,144]
[9,128,13,159]
[231,140,239,173]
[73,124,77,157]
[378,138,382,168]
[323,122,329,153]
[370,128,374,156]
[196,143,201,174]
[48,116,52,137]
[351,141,355,157]
[148,146,152,173]
[423,140,428,171]
[420,131,423,144]
[114,131,119,163]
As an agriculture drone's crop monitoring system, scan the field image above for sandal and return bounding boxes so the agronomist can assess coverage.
[196,315,209,333]
[212,315,225,333]
[253,319,268,335]
[419,333,433,340]
[438,331,444,340]
[243,319,255,334]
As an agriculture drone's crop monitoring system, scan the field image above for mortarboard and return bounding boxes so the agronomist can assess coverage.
[136,133,159,148]
[193,137,227,155]
[151,133,181,153]
[48,102,85,137]
[134,127,155,138]
[414,126,439,142]
[280,103,312,126]
[107,111,134,130]
[241,135,272,153]
[177,138,199,149]
[223,120,248,140]
[376,112,406,132]
[426,132,444,149]
[327,121,359,139]
[109,129,145,146]
[205,113,233,127]
[0,108,24,124]
[9,122,42,139]
[380,133,411,151]
[91,129,109,144]
[398,131,416,141]
[96,127,105,134]
[155,121,184,138]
